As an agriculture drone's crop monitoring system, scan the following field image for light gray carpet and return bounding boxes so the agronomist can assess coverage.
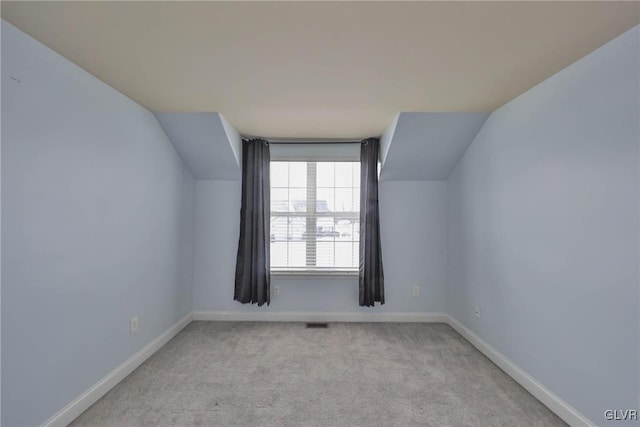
[71,322,566,427]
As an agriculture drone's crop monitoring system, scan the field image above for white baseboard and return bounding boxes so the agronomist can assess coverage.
[43,311,592,427]
[43,312,193,427]
[192,310,448,323]
[446,315,594,427]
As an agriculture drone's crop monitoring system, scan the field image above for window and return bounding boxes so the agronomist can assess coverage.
[270,161,360,273]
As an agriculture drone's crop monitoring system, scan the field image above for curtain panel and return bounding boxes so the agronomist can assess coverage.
[359,138,385,306]
[234,138,271,306]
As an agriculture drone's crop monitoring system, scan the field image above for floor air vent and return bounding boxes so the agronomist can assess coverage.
[306,323,329,328]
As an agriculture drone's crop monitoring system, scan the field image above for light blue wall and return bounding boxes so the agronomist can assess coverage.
[154,112,242,180]
[1,20,195,427]
[219,113,242,168]
[380,113,399,167]
[447,25,639,425]
[380,112,490,181]
[193,179,447,313]
[0,20,3,423]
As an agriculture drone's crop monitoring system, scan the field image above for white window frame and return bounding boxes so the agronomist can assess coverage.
[270,156,360,276]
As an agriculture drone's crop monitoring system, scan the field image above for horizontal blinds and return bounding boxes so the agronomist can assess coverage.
[270,161,360,271]
[269,143,360,162]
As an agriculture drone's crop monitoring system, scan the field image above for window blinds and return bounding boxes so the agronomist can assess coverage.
[270,161,360,272]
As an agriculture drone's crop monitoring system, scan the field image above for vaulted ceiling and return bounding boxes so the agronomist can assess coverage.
[2,1,638,138]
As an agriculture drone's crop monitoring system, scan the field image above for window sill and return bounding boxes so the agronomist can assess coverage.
[271,270,359,278]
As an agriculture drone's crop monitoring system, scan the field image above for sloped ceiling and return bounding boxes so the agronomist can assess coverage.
[380,113,491,181]
[2,1,638,138]
[3,2,637,180]
[152,110,490,181]
[154,113,241,180]
[154,111,489,181]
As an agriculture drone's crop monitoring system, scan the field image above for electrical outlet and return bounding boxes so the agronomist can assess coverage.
[412,286,420,297]
[130,316,139,334]
[273,286,280,296]
[474,307,481,318]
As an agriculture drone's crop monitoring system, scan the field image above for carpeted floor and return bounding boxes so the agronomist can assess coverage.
[71,322,566,427]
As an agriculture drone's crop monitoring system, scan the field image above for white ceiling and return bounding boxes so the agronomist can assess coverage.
[2,1,638,138]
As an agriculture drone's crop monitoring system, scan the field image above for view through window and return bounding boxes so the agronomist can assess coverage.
[270,161,360,272]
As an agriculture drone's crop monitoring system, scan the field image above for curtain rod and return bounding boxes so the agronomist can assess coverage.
[267,140,363,145]
[243,137,373,145]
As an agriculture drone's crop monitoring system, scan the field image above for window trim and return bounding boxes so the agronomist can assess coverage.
[271,269,359,278]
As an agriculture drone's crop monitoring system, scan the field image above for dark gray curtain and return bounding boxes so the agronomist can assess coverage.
[234,138,271,306]
[359,138,385,306]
